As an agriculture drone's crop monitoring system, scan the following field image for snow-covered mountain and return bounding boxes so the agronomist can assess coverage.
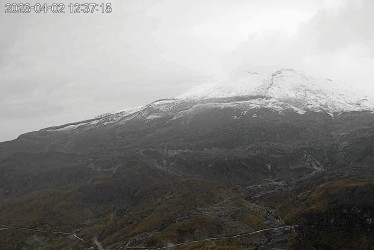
[1,69,374,250]
[179,69,374,114]
[42,69,373,133]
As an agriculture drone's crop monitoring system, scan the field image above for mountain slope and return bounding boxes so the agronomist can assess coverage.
[180,69,373,113]
[0,69,374,249]
[1,69,373,158]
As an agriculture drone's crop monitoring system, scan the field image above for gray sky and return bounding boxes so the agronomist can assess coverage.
[1,0,373,142]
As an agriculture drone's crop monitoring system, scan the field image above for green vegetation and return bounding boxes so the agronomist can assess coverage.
[282,179,374,249]
[22,236,47,250]
[242,213,264,227]
[1,173,373,249]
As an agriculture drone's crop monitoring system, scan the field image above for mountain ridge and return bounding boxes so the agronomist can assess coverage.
[33,69,373,134]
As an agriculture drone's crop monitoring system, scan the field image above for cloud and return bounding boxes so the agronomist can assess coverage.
[226,0,374,91]
[302,0,374,52]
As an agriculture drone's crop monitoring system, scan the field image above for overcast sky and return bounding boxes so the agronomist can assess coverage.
[1,0,373,142]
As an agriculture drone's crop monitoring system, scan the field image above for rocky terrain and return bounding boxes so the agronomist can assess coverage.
[0,69,373,249]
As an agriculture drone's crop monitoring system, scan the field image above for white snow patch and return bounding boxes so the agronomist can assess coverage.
[178,69,374,113]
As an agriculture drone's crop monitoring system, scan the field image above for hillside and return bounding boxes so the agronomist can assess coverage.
[0,70,373,249]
